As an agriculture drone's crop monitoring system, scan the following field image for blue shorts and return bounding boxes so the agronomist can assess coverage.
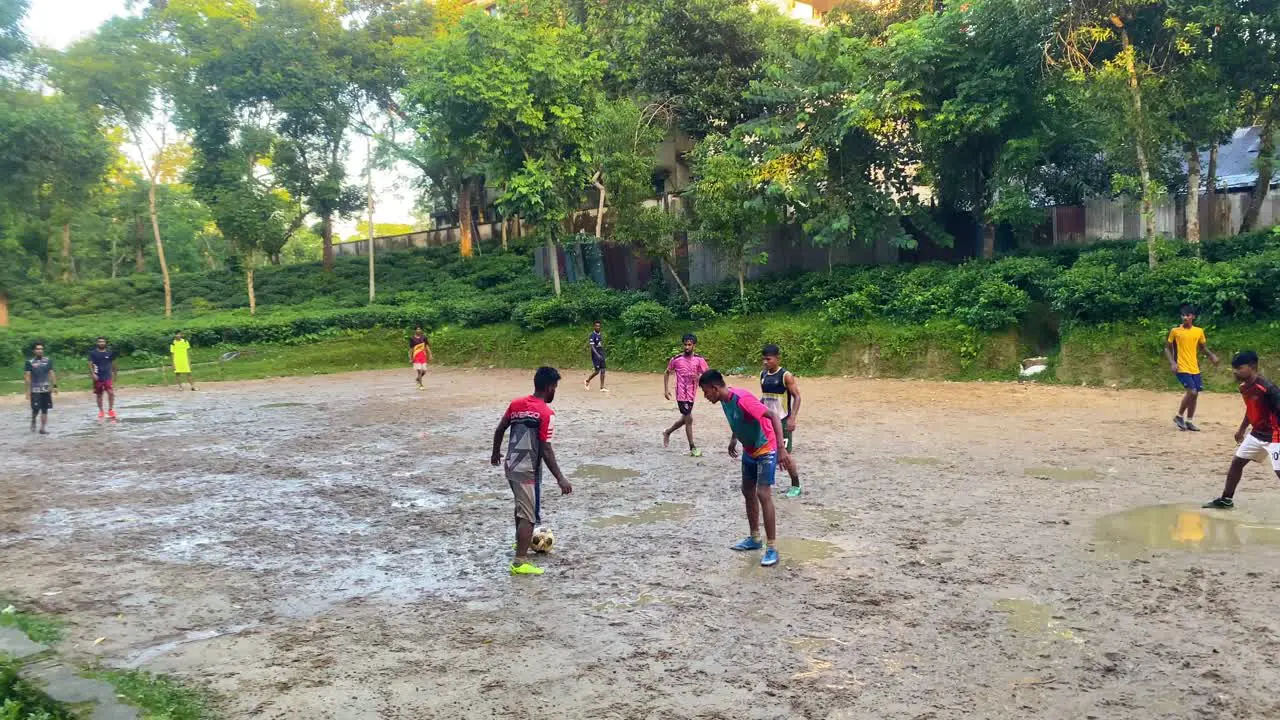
[1176,373,1203,392]
[741,452,777,489]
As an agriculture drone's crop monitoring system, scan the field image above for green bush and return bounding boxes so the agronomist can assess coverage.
[956,280,1031,330]
[620,301,675,337]
[823,292,876,325]
[688,303,717,323]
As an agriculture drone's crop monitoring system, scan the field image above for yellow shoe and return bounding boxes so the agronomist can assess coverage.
[510,562,544,576]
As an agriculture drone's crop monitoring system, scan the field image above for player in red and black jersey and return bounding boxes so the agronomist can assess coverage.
[491,366,572,575]
[1204,351,1280,509]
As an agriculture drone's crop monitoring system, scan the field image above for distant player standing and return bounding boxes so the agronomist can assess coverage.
[584,321,607,392]
[410,326,431,390]
[491,367,572,576]
[24,343,56,434]
[88,336,118,420]
[761,344,803,497]
[1203,351,1280,509]
[663,334,709,457]
[170,331,196,391]
[699,369,789,567]
[1166,306,1219,431]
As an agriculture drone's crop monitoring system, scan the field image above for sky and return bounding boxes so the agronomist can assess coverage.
[22,0,421,236]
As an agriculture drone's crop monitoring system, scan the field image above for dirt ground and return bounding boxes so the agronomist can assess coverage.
[3,368,1280,719]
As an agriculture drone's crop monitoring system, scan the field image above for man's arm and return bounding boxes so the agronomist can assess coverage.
[1237,412,1251,443]
[1200,335,1220,366]
[542,443,572,494]
[49,369,57,394]
[490,417,511,465]
[763,409,788,460]
[111,358,118,381]
[1164,340,1178,372]
[24,369,31,400]
[663,369,672,400]
[784,372,801,431]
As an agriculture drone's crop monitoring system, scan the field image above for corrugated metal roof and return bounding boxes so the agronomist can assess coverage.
[1198,126,1279,191]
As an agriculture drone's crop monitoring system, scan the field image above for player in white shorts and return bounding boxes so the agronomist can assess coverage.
[1204,351,1280,509]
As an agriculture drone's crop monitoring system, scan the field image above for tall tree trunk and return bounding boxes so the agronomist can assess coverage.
[321,213,335,272]
[458,180,473,258]
[0,292,8,328]
[547,226,562,296]
[59,223,73,282]
[737,263,746,303]
[367,156,376,305]
[663,258,690,301]
[980,221,995,259]
[1116,21,1158,267]
[593,173,606,239]
[1241,116,1275,233]
[246,266,256,315]
[1205,144,1218,238]
[1185,143,1201,244]
[270,253,281,265]
[501,216,509,250]
[148,181,173,317]
[135,241,146,273]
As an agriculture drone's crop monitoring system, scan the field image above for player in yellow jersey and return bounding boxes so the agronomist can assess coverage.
[170,331,195,391]
[1165,306,1219,431]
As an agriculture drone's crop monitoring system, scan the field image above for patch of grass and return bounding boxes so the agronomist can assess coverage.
[0,604,63,646]
[87,669,214,720]
[0,658,77,720]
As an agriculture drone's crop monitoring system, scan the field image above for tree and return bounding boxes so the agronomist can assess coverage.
[687,136,771,302]
[403,5,605,293]
[1056,0,1177,268]
[54,15,184,315]
[634,0,802,138]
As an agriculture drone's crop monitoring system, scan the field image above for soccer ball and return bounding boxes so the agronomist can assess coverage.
[531,527,555,554]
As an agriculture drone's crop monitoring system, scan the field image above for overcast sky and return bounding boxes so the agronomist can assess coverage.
[23,0,421,236]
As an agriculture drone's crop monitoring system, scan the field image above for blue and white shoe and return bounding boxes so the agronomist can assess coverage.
[761,547,779,567]
[731,536,763,551]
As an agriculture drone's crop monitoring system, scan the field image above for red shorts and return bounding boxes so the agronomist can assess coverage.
[93,379,113,395]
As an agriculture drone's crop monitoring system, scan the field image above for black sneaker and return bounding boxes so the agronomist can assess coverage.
[1203,497,1234,509]
[1174,416,1187,431]
[1185,421,1201,432]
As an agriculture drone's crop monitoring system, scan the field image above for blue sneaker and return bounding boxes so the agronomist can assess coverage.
[761,547,779,567]
[731,537,763,551]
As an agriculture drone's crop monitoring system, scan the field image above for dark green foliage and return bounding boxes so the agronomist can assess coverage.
[619,301,675,337]
[0,660,76,720]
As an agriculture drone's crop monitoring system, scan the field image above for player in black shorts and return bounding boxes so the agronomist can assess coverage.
[584,321,607,392]
[24,343,57,434]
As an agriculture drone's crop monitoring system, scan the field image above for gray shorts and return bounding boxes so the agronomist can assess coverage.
[508,474,541,525]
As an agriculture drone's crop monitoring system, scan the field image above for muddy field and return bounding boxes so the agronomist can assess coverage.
[3,368,1280,719]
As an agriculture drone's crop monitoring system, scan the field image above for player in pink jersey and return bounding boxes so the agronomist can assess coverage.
[663,334,709,457]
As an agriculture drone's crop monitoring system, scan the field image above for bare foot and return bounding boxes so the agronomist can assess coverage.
[662,430,671,448]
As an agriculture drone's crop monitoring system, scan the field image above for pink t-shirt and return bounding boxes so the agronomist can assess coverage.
[667,353,709,403]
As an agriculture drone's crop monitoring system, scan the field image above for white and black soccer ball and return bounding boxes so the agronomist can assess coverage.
[531,526,555,553]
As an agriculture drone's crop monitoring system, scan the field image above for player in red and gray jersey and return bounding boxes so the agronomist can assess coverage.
[491,367,572,575]
[1204,351,1280,509]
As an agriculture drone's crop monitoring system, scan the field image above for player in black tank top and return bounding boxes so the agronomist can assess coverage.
[762,345,803,496]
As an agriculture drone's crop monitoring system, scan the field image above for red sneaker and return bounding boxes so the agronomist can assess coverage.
[107,410,118,420]
[98,411,105,419]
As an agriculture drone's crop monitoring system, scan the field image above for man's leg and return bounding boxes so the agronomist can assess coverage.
[663,415,685,447]
[515,517,536,562]
[96,390,104,414]
[1185,390,1199,421]
[598,369,606,390]
[756,484,777,544]
[743,476,760,538]
[30,405,37,432]
[585,369,598,388]
[107,386,115,413]
[187,373,196,391]
[684,415,695,451]
[39,407,48,433]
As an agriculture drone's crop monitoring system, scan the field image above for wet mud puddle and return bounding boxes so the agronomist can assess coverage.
[993,599,1082,643]
[588,502,692,527]
[1095,504,1280,553]
[572,464,641,482]
[740,537,841,575]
